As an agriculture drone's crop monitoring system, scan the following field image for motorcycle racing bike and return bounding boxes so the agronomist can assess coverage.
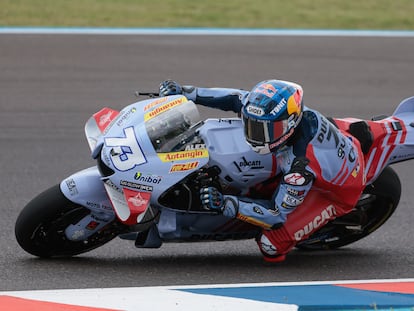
[15,94,414,258]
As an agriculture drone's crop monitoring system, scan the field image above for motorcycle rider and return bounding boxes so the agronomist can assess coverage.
[159,79,366,262]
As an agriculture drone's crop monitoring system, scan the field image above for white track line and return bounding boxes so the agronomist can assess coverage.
[1,27,414,37]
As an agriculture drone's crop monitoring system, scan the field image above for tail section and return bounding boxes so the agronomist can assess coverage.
[335,97,414,184]
[392,96,414,150]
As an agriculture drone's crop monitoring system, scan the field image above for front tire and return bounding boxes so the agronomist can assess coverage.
[15,185,125,258]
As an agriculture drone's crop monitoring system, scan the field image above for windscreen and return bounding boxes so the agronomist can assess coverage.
[145,100,202,152]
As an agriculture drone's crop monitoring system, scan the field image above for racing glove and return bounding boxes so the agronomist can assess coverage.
[159,80,183,96]
[200,187,238,218]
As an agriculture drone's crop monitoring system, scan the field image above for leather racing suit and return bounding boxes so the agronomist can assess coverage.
[179,85,366,262]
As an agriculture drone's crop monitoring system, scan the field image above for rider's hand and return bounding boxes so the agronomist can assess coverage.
[159,80,183,96]
[200,187,238,217]
[200,187,224,211]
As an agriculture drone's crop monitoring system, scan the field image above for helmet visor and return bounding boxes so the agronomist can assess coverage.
[243,116,289,146]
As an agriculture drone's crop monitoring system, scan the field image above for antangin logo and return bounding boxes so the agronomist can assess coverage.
[158,149,208,162]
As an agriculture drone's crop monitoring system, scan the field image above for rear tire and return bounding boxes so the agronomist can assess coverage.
[15,185,125,258]
[296,166,401,250]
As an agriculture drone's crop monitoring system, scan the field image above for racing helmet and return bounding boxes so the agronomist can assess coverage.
[242,80,304,154]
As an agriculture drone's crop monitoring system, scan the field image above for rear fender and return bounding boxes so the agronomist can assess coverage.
[60,167,114,216]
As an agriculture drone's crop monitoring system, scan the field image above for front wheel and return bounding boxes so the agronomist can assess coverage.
[15,185,126,258]
[296,166,401,250]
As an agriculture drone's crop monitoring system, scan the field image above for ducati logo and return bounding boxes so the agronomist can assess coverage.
[294,205,336,241]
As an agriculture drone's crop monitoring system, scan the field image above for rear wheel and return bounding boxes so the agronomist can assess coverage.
[15,185,126,258]
[296,166,401,250]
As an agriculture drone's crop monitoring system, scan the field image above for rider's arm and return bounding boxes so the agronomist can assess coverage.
[183,86,248,113]
[220,157,315,229]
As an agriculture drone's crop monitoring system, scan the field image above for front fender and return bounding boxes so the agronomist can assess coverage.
[60,166,114,216]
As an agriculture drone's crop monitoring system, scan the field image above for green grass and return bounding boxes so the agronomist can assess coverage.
[1,0,414,30]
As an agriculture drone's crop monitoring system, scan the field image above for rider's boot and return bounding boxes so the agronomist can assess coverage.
[256,234,287,263]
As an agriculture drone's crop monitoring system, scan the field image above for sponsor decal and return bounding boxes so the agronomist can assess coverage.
[239,159,262,168]
[86,201,100,209]
[294,204,336,241]
[269,98,287,116]
[127,192,149,207]
[158,149,208,162]
[351,164,360,178]
[184,143,206,151]
[317,116,340,145]
[233,157,263,172]
[284,172,306,185]
[120,180,153,191]
[123,188,151,216]
[247,105,265,116]
[99,111,115,128]
[144,97,187,121]
[93,107,119,133]
[269,127,294,149]
[134,172,162,184]
[143,97,169,111]
[116,107,137,127]
[65,178,78,196]
[287,93,301,115]
[282,193,303,207]
[104,179,122,192]
[286,188,305,197]
[255,83,277,98]
[170,161,199,172]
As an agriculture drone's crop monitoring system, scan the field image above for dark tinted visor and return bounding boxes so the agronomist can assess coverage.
[243,115,290,146]
[243,115,268,145]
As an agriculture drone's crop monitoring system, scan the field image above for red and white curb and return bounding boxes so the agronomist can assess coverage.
[1,279,414,311]
[0,286,295,311]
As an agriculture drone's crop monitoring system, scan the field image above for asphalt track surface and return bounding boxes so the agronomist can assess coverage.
[1,34,414,291]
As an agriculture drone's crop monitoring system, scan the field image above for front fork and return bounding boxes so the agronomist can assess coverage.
[60,166,116,241]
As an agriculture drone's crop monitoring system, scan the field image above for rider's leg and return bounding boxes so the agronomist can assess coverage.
[256,189,354,262]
